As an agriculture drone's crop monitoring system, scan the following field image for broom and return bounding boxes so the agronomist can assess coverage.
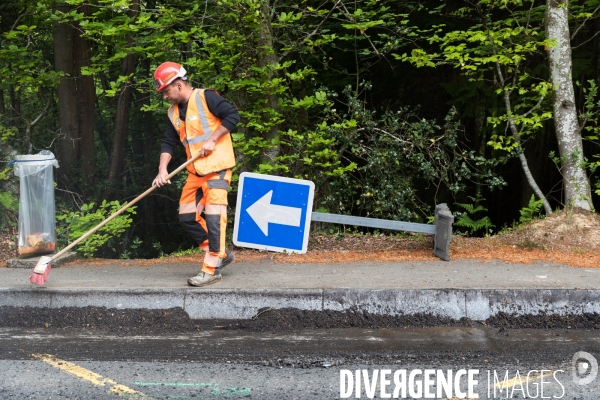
[29,151,204,285]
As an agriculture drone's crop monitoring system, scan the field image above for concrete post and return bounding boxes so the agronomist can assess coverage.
[433,203,454,261]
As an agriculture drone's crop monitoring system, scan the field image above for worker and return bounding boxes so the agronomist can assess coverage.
[152,61,240,287]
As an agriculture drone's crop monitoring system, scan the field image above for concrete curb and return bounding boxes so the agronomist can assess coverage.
[1,288,600,320]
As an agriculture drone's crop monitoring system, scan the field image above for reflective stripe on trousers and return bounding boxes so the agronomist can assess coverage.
[178,170,231,270]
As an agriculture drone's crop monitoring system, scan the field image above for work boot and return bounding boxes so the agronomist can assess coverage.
[216,250,234,274]
[188,272,222,287]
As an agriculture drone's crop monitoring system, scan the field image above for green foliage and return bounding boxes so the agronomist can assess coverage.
[579,79,600,195]
[56,201,136,258]
[454,195,495,235]
[401,1,554,148]
[519,194,544,223]
[0,191,18,230]
[0,0,59,153]
[0,126,18,143]
[0,2,60,92]
[152,242,165,258]
[317,86,505,221]
[120,237,143,260]
[0,164,13,181]
[0,161,18,230]
[581,80,600,140]
[54,0,386,191]
[166,246,203,258]
[2,0,598,260]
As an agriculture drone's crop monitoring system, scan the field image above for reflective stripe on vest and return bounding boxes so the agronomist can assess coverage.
[180,90,212,147]
[167,89,236,176]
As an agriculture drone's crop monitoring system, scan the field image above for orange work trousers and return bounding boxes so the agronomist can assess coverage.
[178,169,231,273]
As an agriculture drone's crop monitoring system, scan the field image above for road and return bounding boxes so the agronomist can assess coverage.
[1,326,599,399]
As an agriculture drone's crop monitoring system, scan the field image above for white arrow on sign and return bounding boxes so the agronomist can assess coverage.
[246,190,302,236]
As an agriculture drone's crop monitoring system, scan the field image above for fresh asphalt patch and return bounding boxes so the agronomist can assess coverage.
[1,306,600,334]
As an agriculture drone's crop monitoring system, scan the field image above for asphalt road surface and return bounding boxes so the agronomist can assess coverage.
[1,326,599,399]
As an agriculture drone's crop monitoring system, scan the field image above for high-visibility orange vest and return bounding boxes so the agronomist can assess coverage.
[167,89,236,176]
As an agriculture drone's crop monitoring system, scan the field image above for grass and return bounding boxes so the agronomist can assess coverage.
[166,246,203,258]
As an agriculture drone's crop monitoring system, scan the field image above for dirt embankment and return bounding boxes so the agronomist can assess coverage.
[2,207,600,268]
[227,207,600,268]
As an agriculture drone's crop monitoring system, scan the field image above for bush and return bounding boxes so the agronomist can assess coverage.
[56,200,136,258]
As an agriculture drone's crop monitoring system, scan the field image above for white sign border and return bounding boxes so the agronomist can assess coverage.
[233,172,315,254]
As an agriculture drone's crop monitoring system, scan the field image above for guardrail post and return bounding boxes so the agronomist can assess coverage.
[433,203,454,261]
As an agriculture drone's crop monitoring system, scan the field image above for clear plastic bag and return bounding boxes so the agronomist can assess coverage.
[13,150,59,256]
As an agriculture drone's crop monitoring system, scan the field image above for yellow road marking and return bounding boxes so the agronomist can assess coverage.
[31,353,148,398]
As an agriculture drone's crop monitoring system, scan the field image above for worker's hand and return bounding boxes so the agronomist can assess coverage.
[152,169,171,187]
[200,139,216,157]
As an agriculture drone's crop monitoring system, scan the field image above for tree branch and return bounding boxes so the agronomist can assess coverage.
[518,96,545,135]
[571,5,600,40]
[572,29,600,49]
[270,0,279,20]
[278,0,342,62]
[31,96,51,127]
[357,127,411,144]
[336,0,381,57]
[363,32,381,57]
[486,29,552,215]
[521,96,545,118]
[9,12,32,33]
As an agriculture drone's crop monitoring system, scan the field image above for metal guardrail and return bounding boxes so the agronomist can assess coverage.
[311,213,436,234]
[310,203,454,261]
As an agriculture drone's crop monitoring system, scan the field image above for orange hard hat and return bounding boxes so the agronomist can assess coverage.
[154,62,187,91]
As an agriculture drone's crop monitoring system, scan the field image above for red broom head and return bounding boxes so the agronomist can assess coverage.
[29,264,51,286]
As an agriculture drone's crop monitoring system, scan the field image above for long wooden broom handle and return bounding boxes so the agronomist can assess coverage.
[51,152,204,261]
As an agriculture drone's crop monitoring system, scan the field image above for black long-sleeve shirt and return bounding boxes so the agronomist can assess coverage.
[160,89,240,156]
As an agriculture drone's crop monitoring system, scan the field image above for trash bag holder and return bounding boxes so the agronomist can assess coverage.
[12,150,59,257]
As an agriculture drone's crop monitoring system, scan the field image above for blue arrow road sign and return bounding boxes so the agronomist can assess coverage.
[233,172,315,253]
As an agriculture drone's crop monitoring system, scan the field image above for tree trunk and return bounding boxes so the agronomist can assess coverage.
[504,89,553,215]
[257,0,280,165]
[546,0,593,209]
[107,0,140,183]
[107,56,136,183]
[74,5,96,181]
[474,106,487,198]
[139,60,156,230]
[488,34,553,215]
[54,5,79,168]
[136,60,152,172]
